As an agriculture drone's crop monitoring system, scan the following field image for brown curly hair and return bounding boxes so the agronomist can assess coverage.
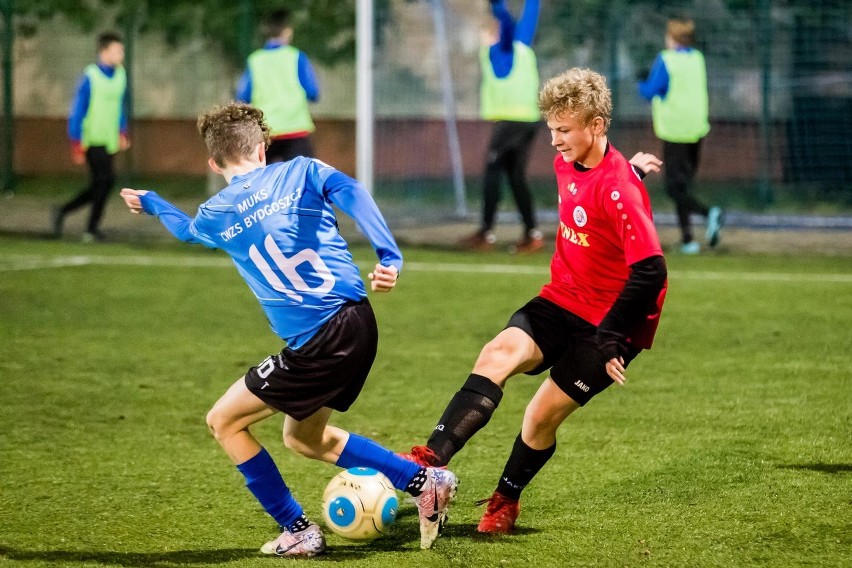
[538,68,612,132]
[197,102,271,167]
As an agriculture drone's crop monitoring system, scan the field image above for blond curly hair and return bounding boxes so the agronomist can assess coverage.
[538,68,612,132]
[197,102,271,167]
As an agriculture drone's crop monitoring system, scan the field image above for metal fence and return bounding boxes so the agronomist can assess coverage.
[1,0,850,217]
[368,0,852,218]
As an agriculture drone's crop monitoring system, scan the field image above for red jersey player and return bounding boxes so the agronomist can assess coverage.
[403,68,668,534]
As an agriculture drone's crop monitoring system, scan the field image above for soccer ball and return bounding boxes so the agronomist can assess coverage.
[322,467,399,541]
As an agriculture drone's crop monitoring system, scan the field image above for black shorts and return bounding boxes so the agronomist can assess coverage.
[266,137,314,163]
[244,299,378,420]
[506,297,641,406]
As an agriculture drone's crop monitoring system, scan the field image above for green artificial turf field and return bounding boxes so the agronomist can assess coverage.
[1,236,850,567]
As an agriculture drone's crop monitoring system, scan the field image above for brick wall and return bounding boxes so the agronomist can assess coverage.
[12,117,781,182]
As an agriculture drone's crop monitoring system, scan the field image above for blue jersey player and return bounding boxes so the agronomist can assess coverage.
[120,102,457,555]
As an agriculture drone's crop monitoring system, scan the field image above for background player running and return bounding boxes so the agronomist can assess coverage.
[55,32,130,242]
[403,68,667,534]
[121,102,456,555]
[638,15,722,254]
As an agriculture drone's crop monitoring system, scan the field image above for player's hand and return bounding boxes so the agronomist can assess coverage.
[70,142,85,166]
[629,152,662,175]
[120,188,149,215]
[605,356,627,386]
[119,133,131,151]
[368,264,399,293]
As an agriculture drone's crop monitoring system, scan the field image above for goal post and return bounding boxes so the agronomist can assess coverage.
[429,0,468,218]
[356,0,374,194]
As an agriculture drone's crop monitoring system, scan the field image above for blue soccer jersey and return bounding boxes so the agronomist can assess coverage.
[140,157,402,349]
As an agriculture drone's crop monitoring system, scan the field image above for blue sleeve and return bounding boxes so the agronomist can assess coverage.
[236,68,251,103]
[139,192,218,249]
[515,0,540,46]
[491,1,515,52]
[68,74,90,142]
[297,52,320,102]
[323,171,403,273]
[639,54,669,100]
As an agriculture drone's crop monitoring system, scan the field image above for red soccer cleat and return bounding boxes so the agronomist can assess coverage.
[458,230,496,252]
[511,235,545,254]
[399,445,444,468]
[476,491,520,534]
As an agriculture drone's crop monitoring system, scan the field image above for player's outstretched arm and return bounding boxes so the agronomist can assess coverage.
[121,187,216,248]
[120,188,148,214]
[368,264,399,293]
[322,170,403,275]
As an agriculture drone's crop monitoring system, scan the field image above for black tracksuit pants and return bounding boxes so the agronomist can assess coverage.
[60,146,115,233]
[663,140,708,244]
[481,120,540,234]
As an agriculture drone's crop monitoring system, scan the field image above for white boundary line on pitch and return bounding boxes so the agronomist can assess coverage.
[0,254,233,271]
[1,254,851,284]
[406,262,852,283]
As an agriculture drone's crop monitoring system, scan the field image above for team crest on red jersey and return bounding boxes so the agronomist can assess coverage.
[573,206,587,227]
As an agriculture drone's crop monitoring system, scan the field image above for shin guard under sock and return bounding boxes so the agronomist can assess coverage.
[426,373,503,465]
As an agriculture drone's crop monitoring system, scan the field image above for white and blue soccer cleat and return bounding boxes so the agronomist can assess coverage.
[706,206,724,247]
[413,467,458,549]
[680,240,701,255]
[260,522,326,557]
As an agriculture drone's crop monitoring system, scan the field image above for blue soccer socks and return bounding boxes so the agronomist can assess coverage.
[336,433,421,491]
[237,447,304,529]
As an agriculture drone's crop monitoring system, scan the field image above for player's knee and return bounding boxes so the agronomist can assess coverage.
[525,412,558,438]
[522,412,560,448]
[477,337,523,370]
[205,407,222,439]
[205,405,234,441]
[283,431,316,459]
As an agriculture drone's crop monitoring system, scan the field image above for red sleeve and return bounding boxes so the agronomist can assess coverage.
[601,180,662,266]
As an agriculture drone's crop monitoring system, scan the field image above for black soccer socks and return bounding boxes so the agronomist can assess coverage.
[405,467,429,497]
[426,373,504,466]
[496,433,556,501]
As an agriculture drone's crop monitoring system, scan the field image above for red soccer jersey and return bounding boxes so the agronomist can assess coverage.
[539,144,667,349]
